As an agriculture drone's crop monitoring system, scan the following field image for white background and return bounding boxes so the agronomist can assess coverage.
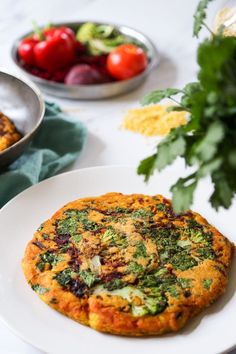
[0,0,235,353]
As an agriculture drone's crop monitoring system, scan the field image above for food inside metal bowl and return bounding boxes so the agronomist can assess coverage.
[0,112,22,152]
[11,21,158,99]
[0,70,45,168]
[16,22,149,85]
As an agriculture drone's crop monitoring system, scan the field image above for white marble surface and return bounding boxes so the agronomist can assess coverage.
[0,0,235,353]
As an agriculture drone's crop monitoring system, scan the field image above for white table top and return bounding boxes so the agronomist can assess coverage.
[0,0,235,353]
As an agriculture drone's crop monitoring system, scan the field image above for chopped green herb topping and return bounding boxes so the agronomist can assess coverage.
[171,251,198,271]
[36,251,62,272]
[134,241,147,258]
[166,285,179,298]
[101,228,127,247]
[54,268,73,287]
[31,284,49,295]
[139,268,176,291]
[203,279,213,290]
[188,229,212,244]
[156,203,168,211]
[37,223,44,232]
[108,207,129,214]
[128,261,144,274]
[187,219,202,229]
[132,209,153,219]
[189,230,206,243]
[56,217,78,235]
[178,278,193,289]
[71,234,82,244]
[196,247,215,260]
[64,209,101,232]
[104,279,125,291]
[177,239,192,248]
[132,292,167,317]
[145,295,167,314]
[79,269,98,287]
[59,244,70,253]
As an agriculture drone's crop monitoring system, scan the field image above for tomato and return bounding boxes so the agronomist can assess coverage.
[106,44,148,80]
[34,27,76,72]
[18,26,77,73]
[18,37,39,66]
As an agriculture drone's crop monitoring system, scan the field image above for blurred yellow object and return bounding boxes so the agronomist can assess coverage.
[214,7,236,36]
[122,104,187,137]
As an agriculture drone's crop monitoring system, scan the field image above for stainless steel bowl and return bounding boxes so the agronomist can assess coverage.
[11,22,159,100]
[0,70,45,168]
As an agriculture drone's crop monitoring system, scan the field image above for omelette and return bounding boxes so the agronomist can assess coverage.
[22,193,234,336]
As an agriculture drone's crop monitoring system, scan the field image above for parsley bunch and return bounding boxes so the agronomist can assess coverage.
[138,0,236,212]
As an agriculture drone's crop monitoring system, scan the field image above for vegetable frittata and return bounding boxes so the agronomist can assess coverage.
[22,193,234,336]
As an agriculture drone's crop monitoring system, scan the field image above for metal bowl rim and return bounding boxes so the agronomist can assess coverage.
[0,69,45,157]
[11,20,158,90]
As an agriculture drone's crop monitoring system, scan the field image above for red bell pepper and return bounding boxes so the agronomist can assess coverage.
[18,36,39,66]
[18,26,77,72]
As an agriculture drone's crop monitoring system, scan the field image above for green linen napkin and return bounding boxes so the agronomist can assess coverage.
[0,102,87,208]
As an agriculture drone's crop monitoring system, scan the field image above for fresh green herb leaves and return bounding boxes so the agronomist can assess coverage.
[138,15,236,212]
[210,170,235,209]
[193,0,213,37]
[141,88,182,106]
[171,176,197,213]
[138,130,186,183]
[137,154,157,182]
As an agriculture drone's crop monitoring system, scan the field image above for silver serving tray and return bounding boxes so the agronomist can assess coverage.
[11,21,159,100]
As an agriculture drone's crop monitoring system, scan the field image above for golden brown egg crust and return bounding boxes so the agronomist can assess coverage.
[0,112,22,152]
[22,193,234,336]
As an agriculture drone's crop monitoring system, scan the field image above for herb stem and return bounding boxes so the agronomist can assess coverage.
[202,21,214,37]
[169,97,184,108]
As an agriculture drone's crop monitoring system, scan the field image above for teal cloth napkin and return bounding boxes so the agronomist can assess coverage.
[0,102,87,208]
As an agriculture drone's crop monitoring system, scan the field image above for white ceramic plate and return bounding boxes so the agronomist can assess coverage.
[0,165,235,354]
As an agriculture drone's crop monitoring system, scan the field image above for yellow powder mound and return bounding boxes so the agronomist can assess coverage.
[122,104,187,137]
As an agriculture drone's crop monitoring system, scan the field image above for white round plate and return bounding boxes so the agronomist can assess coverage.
[0,165,235,354]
